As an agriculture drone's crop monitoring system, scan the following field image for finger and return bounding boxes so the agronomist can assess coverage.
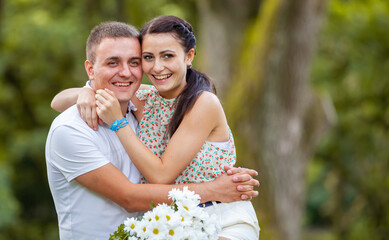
[240,194,251,200]
[97,89,112,100]
[234,177,260,188]
[95,99,105,112]
[224,165,232,171]
[224,165,238,175]
[104,88,115,96]
[91,107,98,130]
[240,178,260,188]
[84,106,94,130]
[246,169,259,177]
[79,106,86,123]
[95,93,108,105]
[77,104,88,124]
[96,105,102,118]
[242,190,259,199]
[95,90,108,101]
[104,90,117,103]
[241,191,259,200]
[228,167,258,176]
[98,92,116,106]
[232,173,252,182]
[77,104,81,115]
[237,185,254,192]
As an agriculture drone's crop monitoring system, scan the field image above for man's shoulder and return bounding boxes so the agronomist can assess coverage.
[50,106,91,134]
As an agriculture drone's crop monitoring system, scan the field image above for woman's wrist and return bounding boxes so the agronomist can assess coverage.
[109,117,128,131]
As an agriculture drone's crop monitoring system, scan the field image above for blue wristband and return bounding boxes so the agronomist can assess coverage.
[109,117,128,131]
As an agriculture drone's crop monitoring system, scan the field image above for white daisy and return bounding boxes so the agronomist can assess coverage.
[147,220,169,240]
[123,217,138,235]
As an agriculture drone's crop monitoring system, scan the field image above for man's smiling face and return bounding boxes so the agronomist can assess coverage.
[86,37,142,104]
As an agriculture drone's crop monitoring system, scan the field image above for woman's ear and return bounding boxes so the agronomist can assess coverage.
[85,60,94,80]
[186,48,195,66]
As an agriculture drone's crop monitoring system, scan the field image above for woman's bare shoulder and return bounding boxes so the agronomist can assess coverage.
[196,91,222,109]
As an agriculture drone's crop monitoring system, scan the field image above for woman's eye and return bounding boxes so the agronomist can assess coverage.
[163,54,173,59]
[143,55,153,60]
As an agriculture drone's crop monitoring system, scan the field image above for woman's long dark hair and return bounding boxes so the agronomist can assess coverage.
[140,15,216,137]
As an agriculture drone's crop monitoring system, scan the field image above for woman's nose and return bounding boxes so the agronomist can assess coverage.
[153,59,164,72]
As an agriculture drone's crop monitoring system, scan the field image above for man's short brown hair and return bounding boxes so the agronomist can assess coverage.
[86,21,139,63]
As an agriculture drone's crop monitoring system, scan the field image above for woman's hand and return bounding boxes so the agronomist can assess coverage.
[95,89,123,126]
[77,87,100,130]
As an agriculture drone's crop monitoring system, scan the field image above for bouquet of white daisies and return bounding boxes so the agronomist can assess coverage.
[109,187,221,240]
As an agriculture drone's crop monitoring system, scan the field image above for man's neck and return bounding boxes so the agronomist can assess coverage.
[120,102,129,117]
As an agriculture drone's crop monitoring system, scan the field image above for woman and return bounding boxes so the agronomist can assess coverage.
[53,16,260,239]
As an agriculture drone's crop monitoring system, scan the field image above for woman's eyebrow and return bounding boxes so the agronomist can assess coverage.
[160,50,175,54]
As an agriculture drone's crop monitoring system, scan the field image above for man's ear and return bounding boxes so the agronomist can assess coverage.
[85,60,94,80]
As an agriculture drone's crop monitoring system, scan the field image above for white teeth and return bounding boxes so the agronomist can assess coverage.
[154,74,172,80]
[114,82,131,86]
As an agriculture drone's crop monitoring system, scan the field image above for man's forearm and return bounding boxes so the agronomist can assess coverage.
[113,171,258,212]
[127,182,213,212]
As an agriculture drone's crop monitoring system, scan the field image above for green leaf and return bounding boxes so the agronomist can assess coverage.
[109,224,129,240]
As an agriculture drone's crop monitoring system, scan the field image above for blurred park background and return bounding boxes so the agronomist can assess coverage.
[0,0,388,239]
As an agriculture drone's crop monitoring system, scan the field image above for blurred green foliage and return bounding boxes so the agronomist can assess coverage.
[308,0,389,239]
[0,0,388,239]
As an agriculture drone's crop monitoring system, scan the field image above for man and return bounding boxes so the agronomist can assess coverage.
[46,21,259,239]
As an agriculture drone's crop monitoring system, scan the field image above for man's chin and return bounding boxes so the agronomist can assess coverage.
[116,94,133,104]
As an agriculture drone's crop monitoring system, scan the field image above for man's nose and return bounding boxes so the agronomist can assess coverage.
[119,64,131,77]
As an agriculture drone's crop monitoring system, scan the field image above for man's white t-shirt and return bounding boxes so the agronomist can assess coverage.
[45,104,141,240]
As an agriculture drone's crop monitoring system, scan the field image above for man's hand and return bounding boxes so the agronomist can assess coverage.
[224,165,258,177]
[224,165,260,200]
[77,87,101,130]
[209,170,259,202]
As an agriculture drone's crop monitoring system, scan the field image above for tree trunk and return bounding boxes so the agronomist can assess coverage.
[195,0,259,98]
[225,0,330,239]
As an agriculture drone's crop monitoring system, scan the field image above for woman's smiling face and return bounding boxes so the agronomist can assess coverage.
[141,33,194,99]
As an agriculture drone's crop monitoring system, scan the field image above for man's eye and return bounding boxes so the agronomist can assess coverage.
[130,61,140,66]
[108,62,117,66]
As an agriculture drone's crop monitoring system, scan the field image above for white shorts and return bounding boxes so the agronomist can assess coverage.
[202,201,260,240]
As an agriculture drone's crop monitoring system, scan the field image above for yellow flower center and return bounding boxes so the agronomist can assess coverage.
[153,228,159,235]
[130,224,135,229]
[169,229,175,236]
[155,215,159,221]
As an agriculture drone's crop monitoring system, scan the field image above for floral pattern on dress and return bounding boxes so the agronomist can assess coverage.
[136,87,236,184]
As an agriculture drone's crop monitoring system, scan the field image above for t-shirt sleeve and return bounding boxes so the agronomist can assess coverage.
[47,124,109,182]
